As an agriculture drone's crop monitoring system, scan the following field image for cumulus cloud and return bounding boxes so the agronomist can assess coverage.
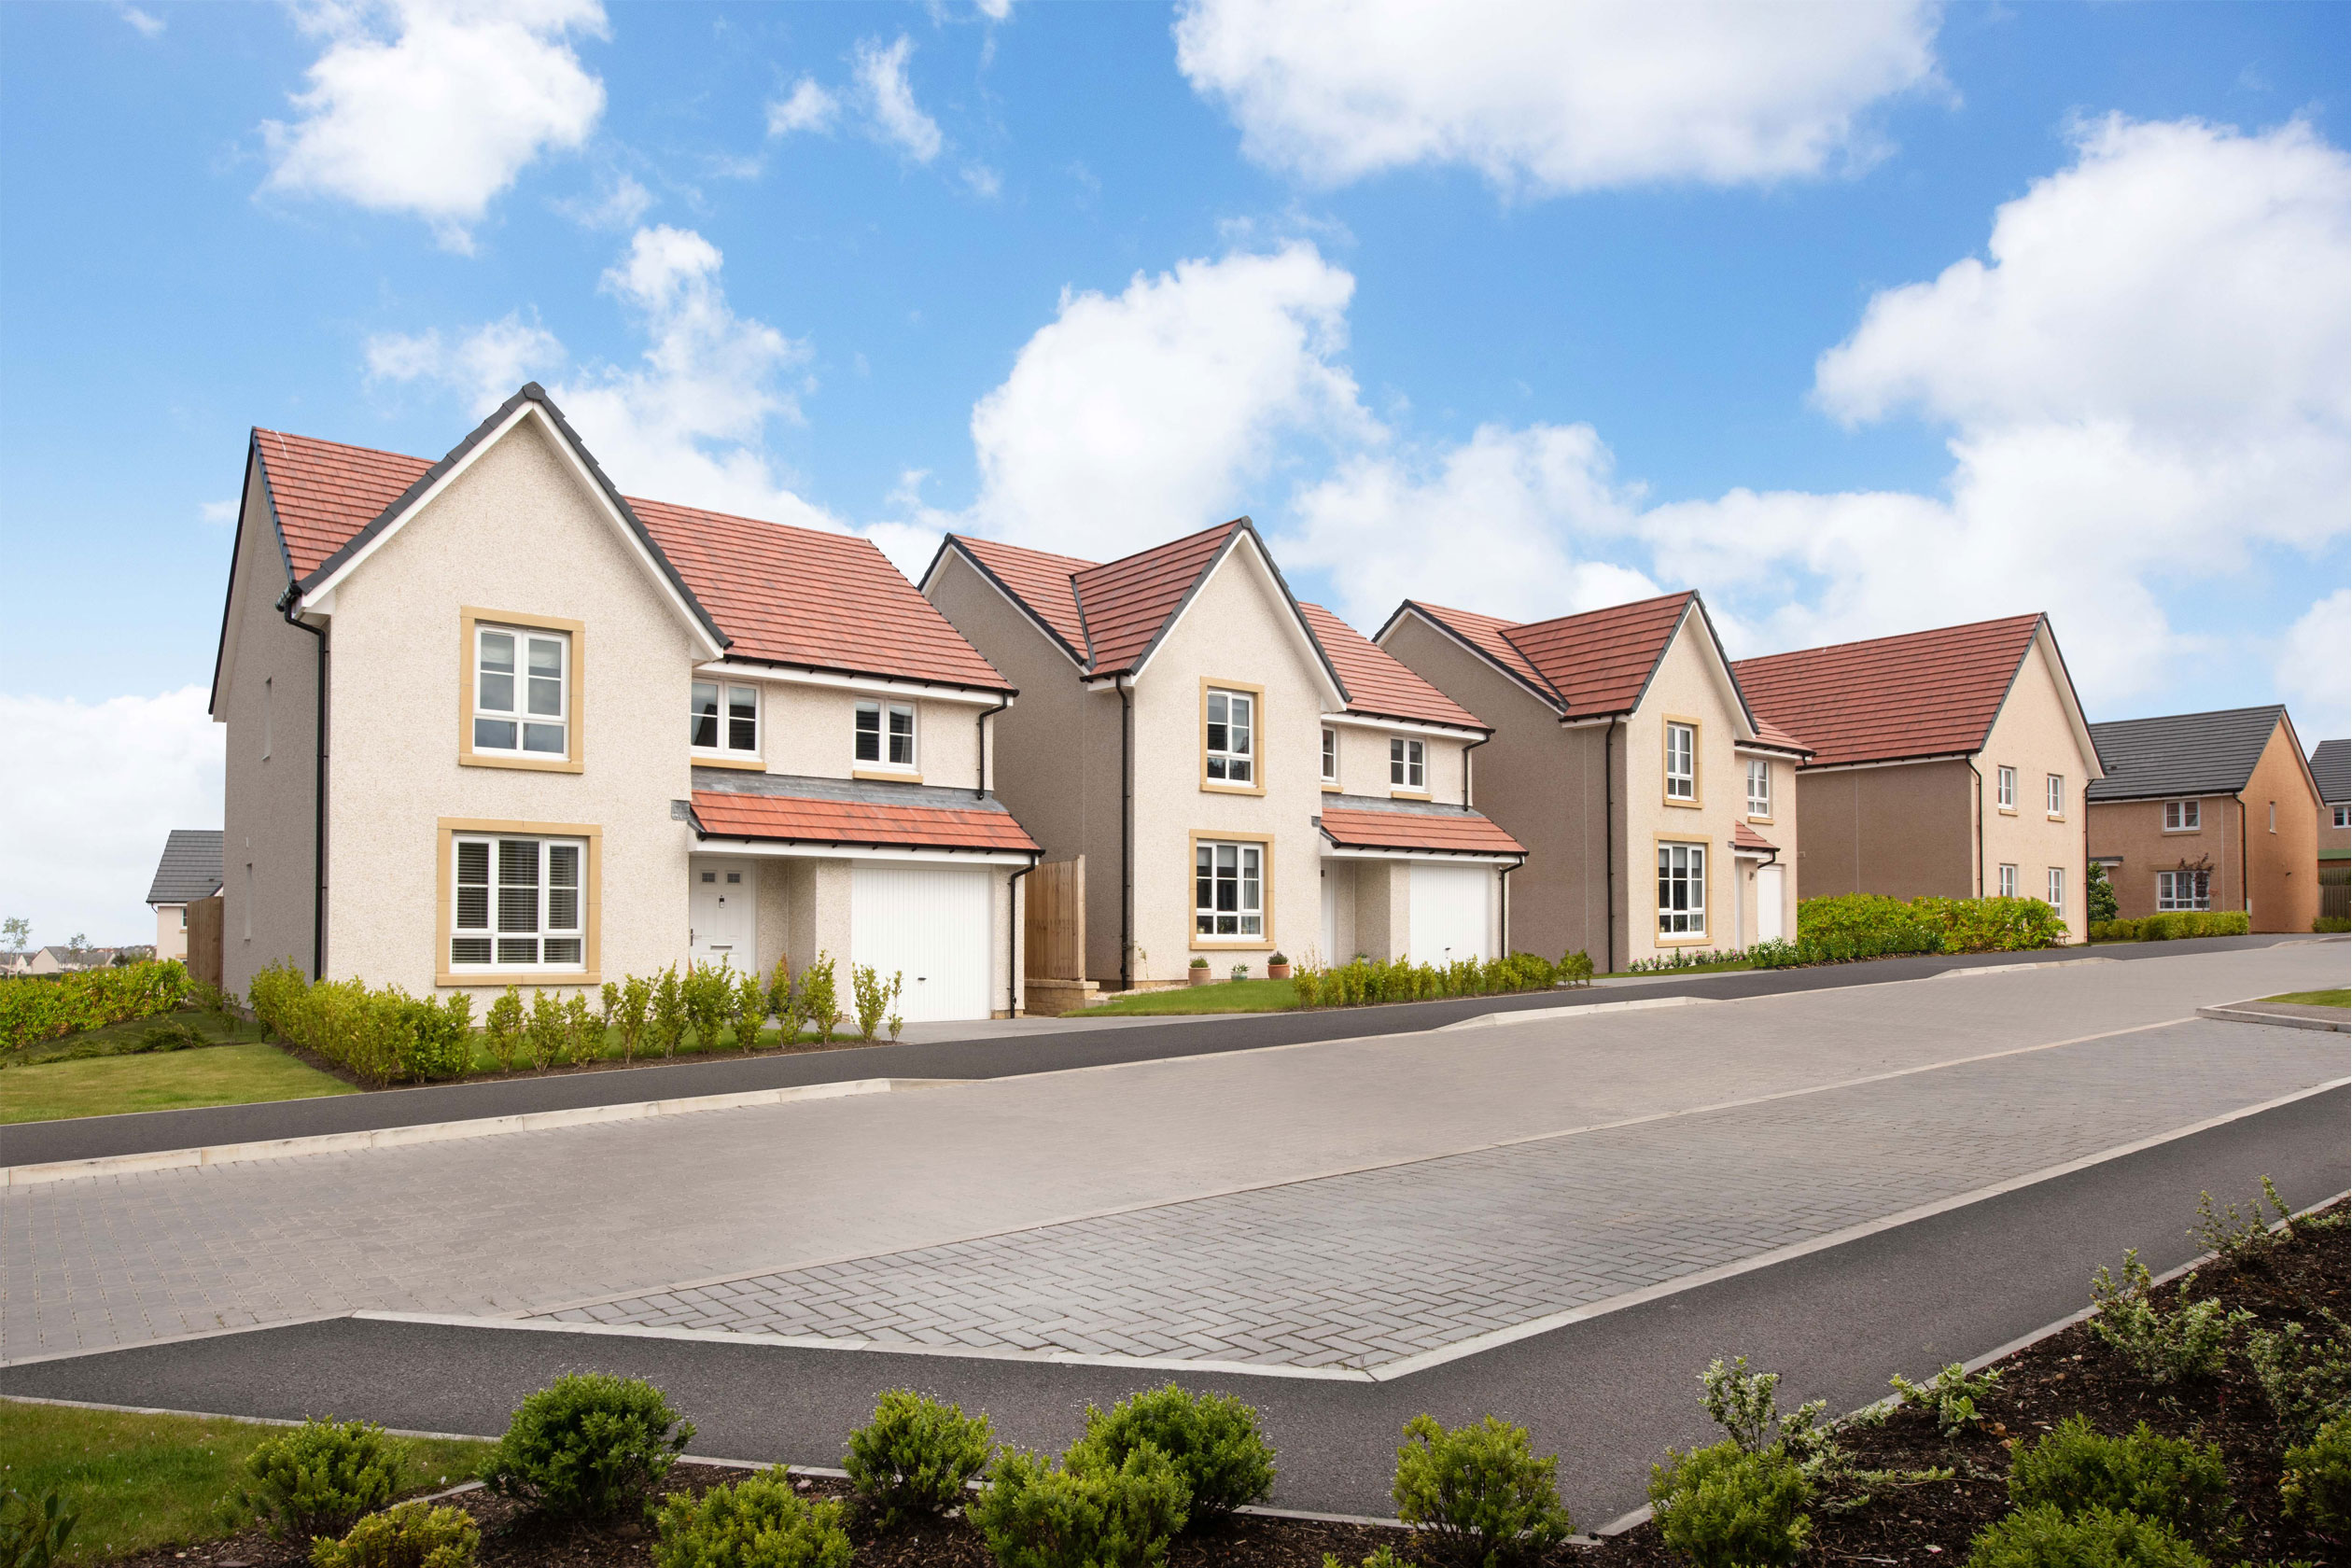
[366,311,566,411]
[854,35,943,162]
[2278,588,2350,738]
[200,499,239,525]
[0,688,222,946]
[261,0,608,251]
[119,5,165,38]
[766,77,840,137]
[1174,0,1940,193]
[554,171,651,231]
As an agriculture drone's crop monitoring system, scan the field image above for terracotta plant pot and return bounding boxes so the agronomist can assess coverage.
[1188,966,1213,986]
[1267,962,1292,979]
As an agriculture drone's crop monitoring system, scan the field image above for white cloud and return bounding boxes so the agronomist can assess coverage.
[1173,0,1940,193]
[261,0,608,251]
[766,77,840,137]
[555,171,651,231]
[119,5,165,38]
[200,499,238,525]
[854,35,943,163]
[2279,588,2350,738]
[366,311,566,412]
[960,163,1002,199]
[973,0,1013,20]
[0,687,222,947]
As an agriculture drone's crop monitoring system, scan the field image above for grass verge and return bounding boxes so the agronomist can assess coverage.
[10,1009,255,1068]
[0,1400,489,1564]
[0,1043,354,1125]
[1083,978,1301,1015]
[2261,987,2350,1007]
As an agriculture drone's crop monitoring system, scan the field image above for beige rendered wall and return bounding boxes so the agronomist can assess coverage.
[730,681,982,788]
[1794,762,1975,904]
[2090,796,2240,921]
[153,905,187,961]
[220,457,324,1000]
[2244,721,2320,931]
[1324,723,1469,805]
[1975,639,2094,942]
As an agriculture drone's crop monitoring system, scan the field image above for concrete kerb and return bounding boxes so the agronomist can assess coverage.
[1440,996,1716,1030]
[2196,999,2350,1034]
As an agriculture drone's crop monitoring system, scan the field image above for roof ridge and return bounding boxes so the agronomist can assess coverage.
[1732,610,2044,668]
[2089,701,2287,729]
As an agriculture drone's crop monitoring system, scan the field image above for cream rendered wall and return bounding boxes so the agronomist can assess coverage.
[322,417,703,1003]
[1326,724,1469,804]
[1975,639,2094,943]
[154,906,187,961]
[731,681,983,787]
[1321,858,1360,962]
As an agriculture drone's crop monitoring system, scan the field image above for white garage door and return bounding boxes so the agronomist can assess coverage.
[1408,863,1492,964]
[850,865,993,1023]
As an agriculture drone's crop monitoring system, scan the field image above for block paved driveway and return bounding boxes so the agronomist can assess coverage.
[3,944,2344,1368]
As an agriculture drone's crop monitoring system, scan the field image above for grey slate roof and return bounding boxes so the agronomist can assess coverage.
[145,829,224,905]
[688,768,1018,816]
[2085,706,2284,803]
[2311,739,2348,805]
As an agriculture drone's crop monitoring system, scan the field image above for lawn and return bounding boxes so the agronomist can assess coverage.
[0,1399,489,1564]
[11,1007,252,1068]
[2261,987,2350,1007]
[1083,977,1302,1015]
[0,1043,354,1125]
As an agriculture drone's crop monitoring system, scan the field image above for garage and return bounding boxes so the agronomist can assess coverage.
[1408,862,1492,964]
[849,864,993,1023]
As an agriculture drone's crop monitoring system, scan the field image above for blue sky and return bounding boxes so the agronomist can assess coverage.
[1,0,2346,942]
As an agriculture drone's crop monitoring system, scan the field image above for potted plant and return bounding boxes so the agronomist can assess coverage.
[1188,957,1212,987]
[1229,961,1251,982]
[1266,952,1292,980]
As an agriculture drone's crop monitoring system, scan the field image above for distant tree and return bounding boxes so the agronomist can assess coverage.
[1,916,27,951]
[2085,861,2119,924]
[65,931,88,955]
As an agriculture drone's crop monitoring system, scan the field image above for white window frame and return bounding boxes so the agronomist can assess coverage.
[448,834,586,973]
[2046,866,2065,915]
[1997,863,2018,899]
[2334,805,2349,829]
[1995,766,2016,811]
[1320,726,1339,785]
[2156,869,2211,912]
[1205,688,1255,785]
[855,701,917,769]
[2163,799,2201,832]
[472,623,570,760]
[2046,773,2065,818]
[1657,841,1706,937]
[1664,722,1696,802]
[1746,759,1771,819]
[692,680,761,758]
[1390,735,1426,790]
[1194,839,1264,939]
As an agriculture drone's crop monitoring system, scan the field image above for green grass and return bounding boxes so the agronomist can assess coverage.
[1083,978,1302,1015]
[0,1400,490,1564]
[2261,987,2350,1008]
[11,1008,255,1068]
[0,1043,354,1125]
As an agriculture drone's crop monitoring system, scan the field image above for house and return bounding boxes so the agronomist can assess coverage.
[2313,738,2348,924]
[25,945,118,973]
[211,385,1039,1021]
[2086,706,2321,932]
[145,828,224,962]
[1377,592,1810,972]
[1731,614,2102,944]
[921,523,1524,989]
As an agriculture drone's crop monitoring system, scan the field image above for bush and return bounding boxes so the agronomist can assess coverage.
[1647,1440,1812,1568]
[801,955,841,1041]
[2245,1321,2350,1445]
[1291,952,1567,1010]
[651,966,687,1057]
[0,958,193,1050]
[482,1373,695,1519]
[730,968,768,1052]
[238,1418,399,1542]
[1964,1504,2208,1567]
[652,1468,851,1568]
[2314,916,2351,934]
[683,963,731,1052]
[2086,861,2119,925]
[259,974,476,1085]
[2006,1418,2231,1541]
[2130,912,2251,942]
[1796,894,1946,957]
[1698,1356,1831,1469]
[2279,1410,2348,1537]
[563,992,601,1066]
[1889,1363,2002,1437]
[2089,919,2141,943]
[1,1487,77,1568]
[851,965,900,1043]
[1071,1384,1275,1521]
[483,987,524,1071]
[1390,1414,1572,1567]
[843,1389,994,1528]
[1915,896,2067,953]
[1777,893,2067,966]
[611,974,653,1063]
[2191,1177,2295,1268]
[310,1504,479,1568]
[2088,1253,2247,1384]
[525,988,566,1070]
[969,1444,1188,1568]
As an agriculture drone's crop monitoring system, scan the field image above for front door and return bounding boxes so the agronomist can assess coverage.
[1756,864,1785,944]
[690,860,756,971]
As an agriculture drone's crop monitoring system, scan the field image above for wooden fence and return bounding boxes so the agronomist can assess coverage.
[1025,857,1085,980]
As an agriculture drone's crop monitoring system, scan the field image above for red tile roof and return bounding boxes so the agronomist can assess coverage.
[1069,521,1243,675]
[691,791,1040,854]
[1407,593,1697,719]
[1319,805,1524,857]
[1406,601,1553,696]
[949,533,1094,657]
[1730,821,1780,853]
[1297,603,1484,730]
[1732,614,2045,770]
[254,428,431,577]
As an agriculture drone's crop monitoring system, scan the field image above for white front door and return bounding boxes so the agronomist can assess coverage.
[850,865,992,1023]
[691,860,756,970]
[1756,863,1785,943]
[1408,863,1492,964]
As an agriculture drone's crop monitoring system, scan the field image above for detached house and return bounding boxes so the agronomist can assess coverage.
[145,828,223,962]
[212,385,1039,1021]
[1732,614,2102,944]
[922,523,1523,990]
[1378,592,1810,973]
[2311,739,2347,924]
[2086,706,2320,932]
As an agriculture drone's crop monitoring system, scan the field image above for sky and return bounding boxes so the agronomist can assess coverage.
[1,0,2346,945]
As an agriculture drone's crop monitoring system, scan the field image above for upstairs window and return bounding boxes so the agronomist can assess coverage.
[1995,766,2016,810]
[2156,869,2210,911]
[1746,759,1771,818]
[450,835,584,971]
[2334,805,2349,829]
[856,702,916,768]
[2163,799,2201,831]
[2046,773,2065,817]
[1664,722,1696,801]
[1205,688,1254,784]
[1321,726,1338,785]
[692,680,760,756]
[1390,736,1426,790]
[1657,843,1705,935]
[1997,863,2018,898]
[475,625,568,757]
[2046,867,2065,915]
[1195,840,1264,937]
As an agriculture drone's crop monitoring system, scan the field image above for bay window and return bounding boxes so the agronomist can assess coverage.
[1657,842,1705,936]
[1195,839,1264,938]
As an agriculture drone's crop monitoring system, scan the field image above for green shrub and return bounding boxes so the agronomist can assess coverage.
[400,992,474,1081]
[2090,919,2141,943]
[2132,912,2251,942]
[1916,895,2067,953]
[2086,862,2119,924]
[1889,1363,2002,1437]
[2279,1410,2348,1537]
[1647,1440,1811,1568]
[2245,1321,2350,1445]
[611,973,653,1063]
[651,965,687,1057]
[969,1444,1188,1568]
[2190,1176,2294,1267]
[2,1487,78,1568]
[248,959,309,1038]
[2089,1253,2248,1383]
[1290,952,1563,1009]
[1071,1384,1275,1520]
[563,992,601,1065]
[730,968,769,1051]
[483,987,525,1071]
[850,966,899,1043]
[310,1503,479,1568]
[1559,950,1594,987]
[482,1373,695,1519]
[1697,1356,1832,1469]
[683,963,732,1051]
[0,958,195,1049]
[2314,916,2351,934]
[263,976,478,1085]
[1964,1504,2208,1567]
[801,955,841,1041]
[1391,1414,1572,1567]
[651,1468,850,1568]
[238,1418,399,1542]
[2007,1418,2230,1541]
[765,957,799,1041]
[525,988,566,1070]
[1796,893,1946,956]
[842,1389,994,1528]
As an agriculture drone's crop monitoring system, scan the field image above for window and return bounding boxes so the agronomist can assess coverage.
[1390,736,1426,790]
[1205,688,1254,784]
[2163,799,2201,831]
[1194,840,1263,937]
[2047,867,2065,915]
[1746,759,1771,819]
[692,680,760,756]
[1664,722,1696,801]
[855,702,916,768]
[2334,805,2349,829]
[1321,726,1338,785]
[262,676,273,760]
[1657,843,1705,936]
[2046,773,2065,817]
[1996,766,2016,810]
[473,625,568,757]
[2268,801,2276,833]
[178,906,188,931]
[243,864,251,940]
[449,835,585,971]
[1998,863,2018,898]
[2156,869,2211,911]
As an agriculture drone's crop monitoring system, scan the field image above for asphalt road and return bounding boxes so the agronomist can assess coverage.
[10,933,2325,1168]
[8,1083,2340,1529]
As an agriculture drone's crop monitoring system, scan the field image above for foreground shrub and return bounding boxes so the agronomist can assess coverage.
[238,1418,399,1542]
[1391,1414,1572,1567]
[1964,1504,2208,1567]
[1,1487,77,1568]
[2245,1321,2351,1445]
[969,1444,1187,1568]
[311,1503,479,1568]
[482,1373,695,1519]
[652,1468,850,1568]
[2007,1418,2230,1541]
[2088,1253,2247,1383]
[2279,1410,2348,1537]
[843,1389,993,1528]
[2315,916,2351,934]
[1915,895,2067,953]
[256,970,476,1086]
[2130,912,2250,942]
[1647,1439,1811,1568]
[1071,1384,1274,1521]
[0,958,193,1049]
[1889,1363,2002,1437]
[1698,1356,1831,1469]
[1292,951,1569,1009]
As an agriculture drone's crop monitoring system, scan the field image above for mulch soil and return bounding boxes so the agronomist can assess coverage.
[105,1204,2347,1568]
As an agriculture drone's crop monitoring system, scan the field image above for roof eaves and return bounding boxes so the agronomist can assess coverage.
[1099,522,1237,680]
[1393,602,1565,712]
[1605,595,1694,721]
[933,536,1085,670]
[1685,592,1777,743]
[713,649,1016,698]
[1230,518,1351,706]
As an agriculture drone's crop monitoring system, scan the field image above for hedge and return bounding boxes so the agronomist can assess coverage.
[1291,950,1591,1008]
[247,961,475,1085]
[1748,894,2066,970]
[0,959,192,1051]
[2090,911,2252,942]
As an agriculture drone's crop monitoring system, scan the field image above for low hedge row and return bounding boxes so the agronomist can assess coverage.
[2091,911,2253,943]
[0,959,192,1051]
[1290,949,1591,1008]
[248,962,475,1086]
[1748,894,2068,969]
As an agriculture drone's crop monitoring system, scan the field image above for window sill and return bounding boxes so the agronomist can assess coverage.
[439,970,599,988]
[1189,936,1274,951]
[693,753,766,772]
[1653,932,1711,946]
[1201,779,1267,796]
[1746,813,1773,825]
[1661,796,1702,810]
[853,767,923,783]
[460,752,583,775]
[1996,806,2019,816]
[1321,782,1342,793]
[1389,788,1432,801]
[2161,828,2202,834]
